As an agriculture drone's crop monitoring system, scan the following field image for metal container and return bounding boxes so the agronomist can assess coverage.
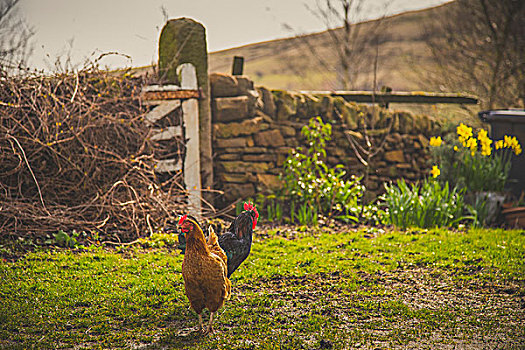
[478,110,525,197]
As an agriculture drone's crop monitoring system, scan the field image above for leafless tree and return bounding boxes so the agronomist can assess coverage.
[0,0,34,71]
[292,0,388,90]
[282,1,394,201]
[424,0,525,109]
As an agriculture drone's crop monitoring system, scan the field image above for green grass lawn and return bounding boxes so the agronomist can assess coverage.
[1,226,524,349]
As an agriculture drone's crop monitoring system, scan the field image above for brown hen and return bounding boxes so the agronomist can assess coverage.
[178,215,231,334]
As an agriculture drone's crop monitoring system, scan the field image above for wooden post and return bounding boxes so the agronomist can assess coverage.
[178,63,202,218]
[232,56,244,76]
[141,64,202,218]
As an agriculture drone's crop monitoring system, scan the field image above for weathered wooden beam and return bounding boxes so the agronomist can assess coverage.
[299,91,479,105]
[155,159,182,173]
[150,126,183,141]
[142,100,180,125]
[142,84,183,92]
[142,85,200,101]
[142,89,200,101]
[178,63,202,217]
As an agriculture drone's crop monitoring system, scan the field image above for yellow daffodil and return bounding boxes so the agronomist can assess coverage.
[504,135,514,149]
[430,165,440,178]
[481,144,492,156]
[477,129,492,156]
[442,123,522,192]
[466,137,477,155]
[477,129,488,141]
[429,136,443,147]
[457,123,472,138]
[457,123,473,146]
[499,135,522,155]
[479,135,492,146]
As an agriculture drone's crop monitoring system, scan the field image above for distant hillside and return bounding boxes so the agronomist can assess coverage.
[132,2,479,125]
[209,3,450,92]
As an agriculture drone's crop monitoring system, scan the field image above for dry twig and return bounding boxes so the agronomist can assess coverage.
[0,66,189,242]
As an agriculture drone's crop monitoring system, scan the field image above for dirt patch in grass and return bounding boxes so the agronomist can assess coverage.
[231,268,525,349]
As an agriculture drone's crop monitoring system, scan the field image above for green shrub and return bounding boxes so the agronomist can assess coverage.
[279,117,364,224]
[47,230,81,248]
[380,178,466,229]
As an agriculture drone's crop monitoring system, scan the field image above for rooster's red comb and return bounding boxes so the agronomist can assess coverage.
[178,214,187,225]
[244,202,259,218]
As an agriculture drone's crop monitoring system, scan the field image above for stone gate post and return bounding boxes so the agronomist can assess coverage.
[158,18,213,205]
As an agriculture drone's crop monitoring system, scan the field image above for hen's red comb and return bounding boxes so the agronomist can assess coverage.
[178,214,187,225]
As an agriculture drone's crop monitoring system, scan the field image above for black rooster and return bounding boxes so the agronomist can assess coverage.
[177,202,259,277]
[219,202,258,277]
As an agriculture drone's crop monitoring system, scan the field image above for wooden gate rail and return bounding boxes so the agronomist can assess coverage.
[141,63,202,218]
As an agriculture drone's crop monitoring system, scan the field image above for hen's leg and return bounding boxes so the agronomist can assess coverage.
[205,312,215,334]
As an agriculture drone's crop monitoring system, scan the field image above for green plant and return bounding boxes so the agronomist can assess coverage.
[296,203,318,226]
[380,178,466,229]
[360,203,387,226]
[49,230,80,248]
[280,117,364,225]
[265,195,283,223]
[467,195,489,228]
[235,201,245,216]
[429,124,522,193]
[252,194,284,223]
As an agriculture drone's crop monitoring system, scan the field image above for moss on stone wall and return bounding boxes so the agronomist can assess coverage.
[209,73,445,205]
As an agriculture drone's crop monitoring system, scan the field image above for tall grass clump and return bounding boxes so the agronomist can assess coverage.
[381,178,465,229]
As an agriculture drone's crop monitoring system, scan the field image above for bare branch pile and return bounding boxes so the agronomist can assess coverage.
[0,68,187,242]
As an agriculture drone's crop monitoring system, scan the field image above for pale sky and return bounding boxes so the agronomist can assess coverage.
[18,0,451,71]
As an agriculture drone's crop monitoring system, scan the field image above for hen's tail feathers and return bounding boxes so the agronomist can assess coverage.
[207,226,228,264]
[207,226,218,245]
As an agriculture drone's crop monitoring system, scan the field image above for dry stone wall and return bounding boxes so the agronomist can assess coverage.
[210,73,443,205]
